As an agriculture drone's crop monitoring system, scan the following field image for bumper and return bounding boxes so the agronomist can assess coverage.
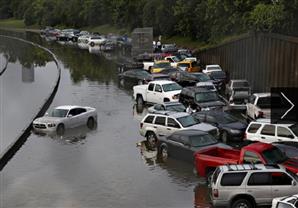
[212,199,229,207]
[32,124,56,133]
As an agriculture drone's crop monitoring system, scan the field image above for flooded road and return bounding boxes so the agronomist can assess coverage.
[0,32,210,208]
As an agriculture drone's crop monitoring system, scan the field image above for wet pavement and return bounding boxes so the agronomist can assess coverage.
[0,36,57,153]
[0,31,211,208]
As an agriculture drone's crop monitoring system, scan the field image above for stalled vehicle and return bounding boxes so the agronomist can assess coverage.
[33,105,97,135]
[157,129,230,162]
[193,110,247,143]
[133,80,182,105]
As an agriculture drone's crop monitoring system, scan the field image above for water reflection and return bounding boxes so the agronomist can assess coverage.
[21,64,34,83]
[32,124,97,145]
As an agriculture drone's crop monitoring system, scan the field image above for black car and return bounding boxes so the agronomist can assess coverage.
[118,69,169,88]
[168,70,199,87]
[193,111,247,143]
[208,70,227,90]
[157,129,230,162]
[191,72,212,83]
[179,87,227,111]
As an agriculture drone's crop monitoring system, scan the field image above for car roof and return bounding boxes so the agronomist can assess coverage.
[149,80,176,85]
[55,105,81,110]
[206,64,220,67]
[231,79,248,82]
[252,93,271,97]
[148,111,189,118]
[182,86,213,93]
[195,110,228,117]
[219,164,284,172]
[171,129,207,136]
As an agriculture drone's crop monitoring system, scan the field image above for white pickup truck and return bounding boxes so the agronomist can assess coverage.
[133,80,182,105]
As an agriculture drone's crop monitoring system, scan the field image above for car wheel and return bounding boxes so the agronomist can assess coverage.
[87,117,95,129]
[231,199,253,208]
[90,42,95,47]
[221,131,229,143]
[146,132,157,149]
[136,95,144,106]
[56,124,65,135]
[160,146,168,161]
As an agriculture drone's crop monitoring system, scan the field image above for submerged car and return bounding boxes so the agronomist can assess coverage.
[193,110,247,143]
[33,105,97,135]
[157,129,230,162]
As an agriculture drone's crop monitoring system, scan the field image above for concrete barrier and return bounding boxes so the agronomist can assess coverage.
[0,35,61,171]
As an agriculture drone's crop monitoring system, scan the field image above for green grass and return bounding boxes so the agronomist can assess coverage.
[81,24,130,35]
[0,18,39,30]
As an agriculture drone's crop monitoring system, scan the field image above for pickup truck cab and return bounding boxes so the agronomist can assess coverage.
[133,80,182,105]
[194,142,298,177]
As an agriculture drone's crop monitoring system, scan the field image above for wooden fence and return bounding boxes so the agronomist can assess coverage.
[198,32,298,92]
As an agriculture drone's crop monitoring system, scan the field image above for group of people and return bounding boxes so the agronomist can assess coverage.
[153,39,162,52]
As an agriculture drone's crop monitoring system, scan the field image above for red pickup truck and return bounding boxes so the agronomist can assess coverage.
[194,142,298,178]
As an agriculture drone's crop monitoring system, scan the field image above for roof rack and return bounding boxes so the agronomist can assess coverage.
[225,163,260,171]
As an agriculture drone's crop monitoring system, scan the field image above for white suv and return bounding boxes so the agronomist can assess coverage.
[211,164,298,208]
[245,120,298,143]
[139,112,218,147]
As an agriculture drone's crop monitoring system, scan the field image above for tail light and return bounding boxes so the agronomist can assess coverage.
[213,189,219,198]
[244,132,247,140]
[140,123,143,128]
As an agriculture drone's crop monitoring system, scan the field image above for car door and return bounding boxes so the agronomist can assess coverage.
[166,135,190,161]
[66,108,78,128]
[165,117,181,135]
[260,124,277,143]
[153,116,167,137]
[246,172,273,205]
[154,84,163,104]
[75,107,87,126]
[271,172,297,198]
[276,126,296,142]
[146,83,155,103]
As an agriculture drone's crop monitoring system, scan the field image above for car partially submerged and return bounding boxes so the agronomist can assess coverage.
[33,105,97,135]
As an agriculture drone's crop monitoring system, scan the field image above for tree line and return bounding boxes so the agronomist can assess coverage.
[0,0,298,42]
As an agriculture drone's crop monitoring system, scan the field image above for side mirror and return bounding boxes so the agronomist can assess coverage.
[67,114,73,118]
[292,180,297,186]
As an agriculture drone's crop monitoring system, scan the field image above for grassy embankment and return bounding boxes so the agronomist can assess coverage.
[0,19,244,51]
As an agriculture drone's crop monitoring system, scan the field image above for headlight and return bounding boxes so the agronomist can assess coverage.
[229,129,240,134]
[172,95,179,99]
[47,123,56,127]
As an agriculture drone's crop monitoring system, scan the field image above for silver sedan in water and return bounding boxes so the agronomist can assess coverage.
[33,105,97,135]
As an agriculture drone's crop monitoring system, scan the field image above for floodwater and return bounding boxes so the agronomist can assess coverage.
[0,32,211,208]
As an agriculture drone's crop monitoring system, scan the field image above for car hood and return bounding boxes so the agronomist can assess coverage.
[196,100,225,108]
[221,122,247,131]
[33,116,62,124]
[187,123,216,132]
[192,142,232,152]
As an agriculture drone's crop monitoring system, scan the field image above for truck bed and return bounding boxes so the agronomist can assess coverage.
[194,147,240,176]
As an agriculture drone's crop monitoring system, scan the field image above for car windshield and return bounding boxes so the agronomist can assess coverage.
[193,73,211,82]
[177,115,199,127]
[216,113,238,124]
[167,104,186,112]
[50,109,68,117]
[289,124,298,136]
[172,57,180,62]
[198,85,215,91]
[154,62,170,68]
[162,83,182,92]
[262,147,288,164]
[195,91,219,103]
[210,71,226,79]
[189,134,218,147]
[233,81,249,88]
